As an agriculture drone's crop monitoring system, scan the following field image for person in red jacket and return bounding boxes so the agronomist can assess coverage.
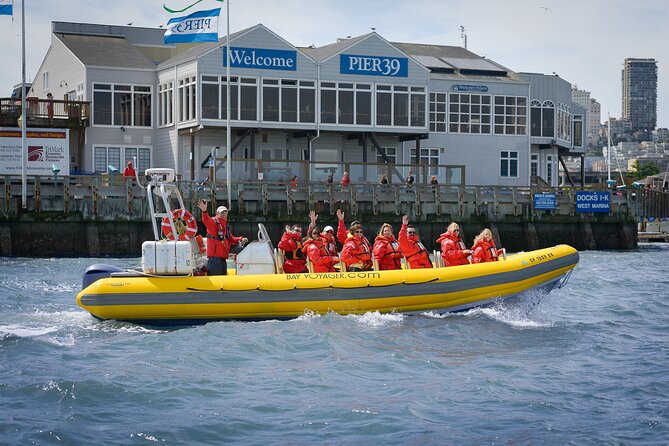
[340,171,350,190]
[277,211,319,273]
[336,210,372,271]
[123,161,136,178]
[197,199,247,276]
[373,223,402,270]
[321,225,338,256]
[278,224,307,273]
[303,226,340,273]
[398,215,432,269]
[436,222,471,267]
[471,228,501,263]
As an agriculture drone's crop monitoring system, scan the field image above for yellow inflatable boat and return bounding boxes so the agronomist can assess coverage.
[76,169,579,325]
[77,244,578,325]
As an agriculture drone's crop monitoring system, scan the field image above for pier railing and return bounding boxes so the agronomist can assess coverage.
[3,174,667,221]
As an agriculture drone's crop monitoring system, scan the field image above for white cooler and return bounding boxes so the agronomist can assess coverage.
[142,240,194,275]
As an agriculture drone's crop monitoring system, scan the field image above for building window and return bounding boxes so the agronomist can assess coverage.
[321,82,336,124]
[201,76,219,120]
[356,84,371,125]
[530,154,538,178]
[557,102,571,141]
[76,83,84,102]
[93,83,152,127]
[429,93,446,132]
[573,115,583,147]
[449,93,491,134]
[494,95,527,135]
[376,84,425,127]
[546,154,554,185]
[410,87,426,127]
[299,80,316,123]
[262,79,280,122]
[43,72,49,89]
[177,76,196,122]
[211,76,258,121]
[500,150,518,177]
[320,82,373,126]
[94,146,151,173]
[376,147,396,175]
[531,100,555,138]
[411,147,440,175]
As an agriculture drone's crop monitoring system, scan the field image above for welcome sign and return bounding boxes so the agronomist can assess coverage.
[224,47,297,71]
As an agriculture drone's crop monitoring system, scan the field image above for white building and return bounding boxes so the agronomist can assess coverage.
[29,21,586,189]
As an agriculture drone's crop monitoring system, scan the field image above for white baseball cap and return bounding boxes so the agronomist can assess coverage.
[323,225,334,233]
[216,205,228,214]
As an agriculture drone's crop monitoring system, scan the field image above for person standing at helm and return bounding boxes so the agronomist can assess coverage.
[436,222,471,267]
[398,215,432,269]
[197,199,247,276]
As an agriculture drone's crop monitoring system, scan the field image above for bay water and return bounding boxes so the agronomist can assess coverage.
[1,245,668,445]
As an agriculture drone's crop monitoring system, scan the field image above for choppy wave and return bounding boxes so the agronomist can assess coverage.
[1,248,669,444]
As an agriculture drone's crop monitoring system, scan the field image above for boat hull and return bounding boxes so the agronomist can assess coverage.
[77,245,579,324]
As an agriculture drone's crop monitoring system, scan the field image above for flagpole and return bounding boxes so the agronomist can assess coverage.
[225,0,231,208]
[21,0,27,208]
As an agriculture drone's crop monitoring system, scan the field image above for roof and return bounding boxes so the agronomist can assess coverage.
[300,34,371,62]
[157,27,252,70]
[392,42,519,79]
[56,33,156,69]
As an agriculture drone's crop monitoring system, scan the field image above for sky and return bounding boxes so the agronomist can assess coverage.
[1,0,667,128]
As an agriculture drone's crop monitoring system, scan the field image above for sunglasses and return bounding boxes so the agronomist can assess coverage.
[407,231,416,235]
[294,228,302,232]
[453,229,460,232]
[354,230,364,234]
[326,230,334,234]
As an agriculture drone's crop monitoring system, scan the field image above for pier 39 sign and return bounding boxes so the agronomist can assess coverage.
[224,47,297,71]
[575,191,610,213]
[340,54,408,77]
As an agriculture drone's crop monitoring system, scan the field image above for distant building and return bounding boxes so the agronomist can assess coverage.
[621,58,657,132]
[571,87,601,147]
[652,128,669,143]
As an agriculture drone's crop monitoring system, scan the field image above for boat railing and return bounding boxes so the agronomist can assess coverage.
[1,174,667,220]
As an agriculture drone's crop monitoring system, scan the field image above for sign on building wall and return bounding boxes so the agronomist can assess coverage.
[533,192,556,210]
[575,191,610,213]
[452,85,489,92]
[0,128,70,176]
[223,47,297,71]
[340,54,408,77]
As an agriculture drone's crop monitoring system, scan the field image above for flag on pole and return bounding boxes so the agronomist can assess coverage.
[163,7,220,43]
[163,0,224,14]
[0,0,12,16]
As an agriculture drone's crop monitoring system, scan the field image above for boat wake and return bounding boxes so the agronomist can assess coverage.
[346,311,405,327]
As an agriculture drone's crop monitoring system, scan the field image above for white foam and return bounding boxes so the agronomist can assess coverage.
[466,306,551,328]
[347,311,404,327]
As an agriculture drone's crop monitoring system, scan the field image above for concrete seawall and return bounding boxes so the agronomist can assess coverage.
[0,218,636,257]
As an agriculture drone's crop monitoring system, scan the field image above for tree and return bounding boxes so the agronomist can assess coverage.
[631,160,661,181]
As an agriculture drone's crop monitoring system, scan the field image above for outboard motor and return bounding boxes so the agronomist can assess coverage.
[82,264,126,290]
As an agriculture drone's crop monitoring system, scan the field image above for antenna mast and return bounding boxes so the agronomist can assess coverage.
[460,26,467,50]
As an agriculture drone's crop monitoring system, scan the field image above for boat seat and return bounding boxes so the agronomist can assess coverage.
[433,250,444,268]
[274,248,285,274]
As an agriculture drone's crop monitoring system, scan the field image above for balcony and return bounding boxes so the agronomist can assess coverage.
[0,97,90,129]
